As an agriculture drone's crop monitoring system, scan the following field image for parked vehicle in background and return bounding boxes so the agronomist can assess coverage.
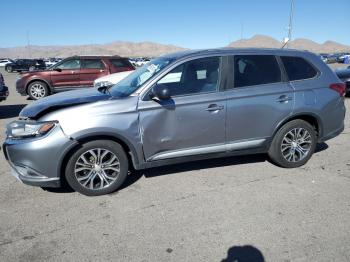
[94,70,134,88]
[325,54,338,64]
[337,54,350,64]
[319,54,328,63]
[5,59,46,72]
[3,48,346,196]
[135,57,151,67]
[0,58,14,67]
[335,67,350,96]
[0,73,9,102]
[16,55,135,100]
[44,58,62,68]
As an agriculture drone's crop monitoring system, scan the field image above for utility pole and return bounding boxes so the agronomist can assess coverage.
[287,0,294,48]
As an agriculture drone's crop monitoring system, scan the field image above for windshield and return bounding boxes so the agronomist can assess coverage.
[110,57,175,97]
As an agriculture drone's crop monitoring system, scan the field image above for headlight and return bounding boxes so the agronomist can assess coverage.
[7,120,57,139]
[94,80,114,88]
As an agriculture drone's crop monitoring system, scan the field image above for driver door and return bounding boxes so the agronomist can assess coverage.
[50,58,81,89]
[138,56,227,161]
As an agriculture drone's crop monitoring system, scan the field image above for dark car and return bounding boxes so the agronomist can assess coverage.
[16,55,135,100]
[335,67,350,96]
[0,73,9,102]
[5,59,46,73]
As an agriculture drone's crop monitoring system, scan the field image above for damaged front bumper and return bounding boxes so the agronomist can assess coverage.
[2,125,78,188]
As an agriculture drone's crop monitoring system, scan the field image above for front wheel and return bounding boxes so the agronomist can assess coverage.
[268,119,317,168]
[65,140,129,196]
[28,81,49,100]
[5,66,12,72]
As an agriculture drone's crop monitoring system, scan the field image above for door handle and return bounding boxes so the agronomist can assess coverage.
[206,104,224,112]
[71,71,75,74]
[276,95,292,103]
[100,69,106,73]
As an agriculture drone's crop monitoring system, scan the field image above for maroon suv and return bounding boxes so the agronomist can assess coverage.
[16,56,134,100]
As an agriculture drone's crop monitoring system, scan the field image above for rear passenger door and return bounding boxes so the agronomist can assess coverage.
[225,54,294,146]
[80,59,108,87]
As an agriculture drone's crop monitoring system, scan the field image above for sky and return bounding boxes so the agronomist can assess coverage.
[0,0,349,49]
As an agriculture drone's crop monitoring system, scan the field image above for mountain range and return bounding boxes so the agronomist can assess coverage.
[1,35,349,58]
[227,35,350,53]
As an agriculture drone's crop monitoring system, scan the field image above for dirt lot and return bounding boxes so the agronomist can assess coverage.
[0,66,350,262]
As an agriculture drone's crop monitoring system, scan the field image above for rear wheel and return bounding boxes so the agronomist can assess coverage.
[6,65,12,73]
[28,81,49,100]
[65,140,129,196]
[268,119,317,168]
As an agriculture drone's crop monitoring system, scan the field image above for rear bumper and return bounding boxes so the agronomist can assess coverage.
[319,123,344,142]
[16,78,27,95]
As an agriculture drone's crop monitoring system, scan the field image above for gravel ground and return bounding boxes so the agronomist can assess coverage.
[0,67,349,262]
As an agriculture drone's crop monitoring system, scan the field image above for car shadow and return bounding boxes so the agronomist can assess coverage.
[315,142,328,153]
[0,104,26,119]
[221,245,265,262]
[118,154,268,191]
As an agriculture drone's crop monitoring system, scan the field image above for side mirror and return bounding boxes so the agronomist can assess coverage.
[150,84,171,100]
[53,68,62,72]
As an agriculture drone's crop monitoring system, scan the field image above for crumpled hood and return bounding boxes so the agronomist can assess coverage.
[20,88,111,118]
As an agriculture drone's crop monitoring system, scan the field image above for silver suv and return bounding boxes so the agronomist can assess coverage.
[3,48,346,196]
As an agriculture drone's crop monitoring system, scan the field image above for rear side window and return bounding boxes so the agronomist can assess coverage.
[110,59,133,68]
[281,56,317,81]
[81,59,105,69]
[234,55,281,88]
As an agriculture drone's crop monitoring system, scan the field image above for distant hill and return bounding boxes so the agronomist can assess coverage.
[0,41,187,58]
[228,34,350,53]
[1,35,350,59]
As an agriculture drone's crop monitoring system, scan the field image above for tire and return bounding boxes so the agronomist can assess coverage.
[27,81,49,100]
[65,140,129,196]
[29,66,35,71]
[6,66,12,73]
[268,119,317,168]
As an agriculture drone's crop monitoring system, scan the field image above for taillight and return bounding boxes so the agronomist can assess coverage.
[330,83,346,97]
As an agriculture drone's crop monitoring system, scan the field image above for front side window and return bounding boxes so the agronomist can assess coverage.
[234,55,281,88]
[155,57,220,97]
[81,59,105,69]
[56,59,80,70]
[281,56,317,81]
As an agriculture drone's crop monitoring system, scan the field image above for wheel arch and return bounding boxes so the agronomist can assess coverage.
[26,79,52,95]
[58,131,142,182]
[273,113,323,140]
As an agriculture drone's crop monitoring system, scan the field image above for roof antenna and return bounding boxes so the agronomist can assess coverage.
[282,0,294,49]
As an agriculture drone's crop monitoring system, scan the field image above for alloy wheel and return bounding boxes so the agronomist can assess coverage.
[74,148,120,190]
[281,128,312,162]
[29,83,46,99]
